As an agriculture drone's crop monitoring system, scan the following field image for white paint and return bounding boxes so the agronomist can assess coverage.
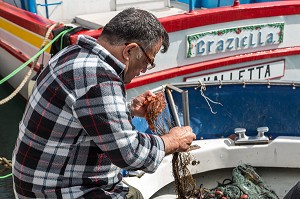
[36,0,115,23]
[185,60,285,82]
[124,136,300,198]
[146,16,298,74]
[116,0,168,11]
[0,48,35,98]
[35,0,170,23]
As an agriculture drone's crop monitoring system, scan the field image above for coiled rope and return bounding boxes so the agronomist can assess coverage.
[0,157,12,179]
[0,23,76,105]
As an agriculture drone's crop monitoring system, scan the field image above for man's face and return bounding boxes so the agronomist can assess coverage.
[123,41,162,84]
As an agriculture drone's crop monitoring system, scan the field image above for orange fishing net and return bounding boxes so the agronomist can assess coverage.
[144,92,167,133]
[144,91,196,198]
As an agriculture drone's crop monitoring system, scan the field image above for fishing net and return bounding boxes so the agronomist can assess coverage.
[199,164,280,199]
[144,91,196,198]
[144,92,280,199]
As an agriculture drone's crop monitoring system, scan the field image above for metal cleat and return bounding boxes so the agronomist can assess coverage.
[234,127,269,145]
[235,128,248,141]
[257,127,269,139]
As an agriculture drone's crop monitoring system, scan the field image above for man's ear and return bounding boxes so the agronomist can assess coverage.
[123,43,138,60]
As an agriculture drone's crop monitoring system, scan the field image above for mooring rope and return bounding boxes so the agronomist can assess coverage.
[0,24,77,105]
[0,157,12,179]
[0,22,60,105]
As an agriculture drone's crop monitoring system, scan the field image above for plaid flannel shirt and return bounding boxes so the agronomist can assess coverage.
[12,35,165,198]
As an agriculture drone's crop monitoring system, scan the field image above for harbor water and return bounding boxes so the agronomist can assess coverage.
[0,77,26,198]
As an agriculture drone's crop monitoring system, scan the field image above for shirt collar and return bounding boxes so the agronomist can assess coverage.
[77,35,125,78]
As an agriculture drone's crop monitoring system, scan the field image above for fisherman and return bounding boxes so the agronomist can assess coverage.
[12,7,196,199]
[284,181,300,199]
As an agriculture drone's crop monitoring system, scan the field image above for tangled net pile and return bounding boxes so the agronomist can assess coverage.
[144,91,196,198]
[0,157,11,173]
[198,164,279,199]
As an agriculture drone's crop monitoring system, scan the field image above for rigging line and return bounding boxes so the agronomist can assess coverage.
[60,27,77,50]
[0,22,59,105]
[198,80,223,114]
[0,27,75,86]
[0,173,12,179]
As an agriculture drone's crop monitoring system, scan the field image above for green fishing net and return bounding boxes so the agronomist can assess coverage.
[198,164,279,199]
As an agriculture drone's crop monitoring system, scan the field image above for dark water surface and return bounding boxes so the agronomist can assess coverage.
[0,78,26,198]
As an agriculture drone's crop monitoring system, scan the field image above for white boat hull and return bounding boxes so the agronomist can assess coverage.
[125,137,300,198]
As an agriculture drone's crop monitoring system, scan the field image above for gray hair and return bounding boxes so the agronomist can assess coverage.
[99,7,169,53]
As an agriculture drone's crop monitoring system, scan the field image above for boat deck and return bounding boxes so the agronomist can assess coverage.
[74,1,191,29]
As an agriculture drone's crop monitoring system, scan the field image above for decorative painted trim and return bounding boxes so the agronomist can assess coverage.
[187,22,284,58]
[0,1,58,37]
[125,47,300,89]
[0,39,39,70]
[1,17,51,52]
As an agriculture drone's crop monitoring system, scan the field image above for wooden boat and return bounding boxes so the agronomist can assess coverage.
[127,80,300,198]
[2,0,300,198]
[2,0,300,100]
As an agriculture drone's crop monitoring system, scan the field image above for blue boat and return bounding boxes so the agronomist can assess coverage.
[126,80,300,198]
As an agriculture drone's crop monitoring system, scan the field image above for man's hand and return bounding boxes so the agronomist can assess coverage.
[130,90,155,117]
[160,126,196,155]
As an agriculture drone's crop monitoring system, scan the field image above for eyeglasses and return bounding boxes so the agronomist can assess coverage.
[125,43,156,70]
[136,44,156,70]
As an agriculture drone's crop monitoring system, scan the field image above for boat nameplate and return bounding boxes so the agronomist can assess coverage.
[185,60,285,82]
[187,22,284,58]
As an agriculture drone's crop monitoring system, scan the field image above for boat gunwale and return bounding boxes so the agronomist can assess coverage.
[2,1,300,37]
[125,136,300,199]
[153,79,300,90]
[160,1,300,33]
[0,1,59,38]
